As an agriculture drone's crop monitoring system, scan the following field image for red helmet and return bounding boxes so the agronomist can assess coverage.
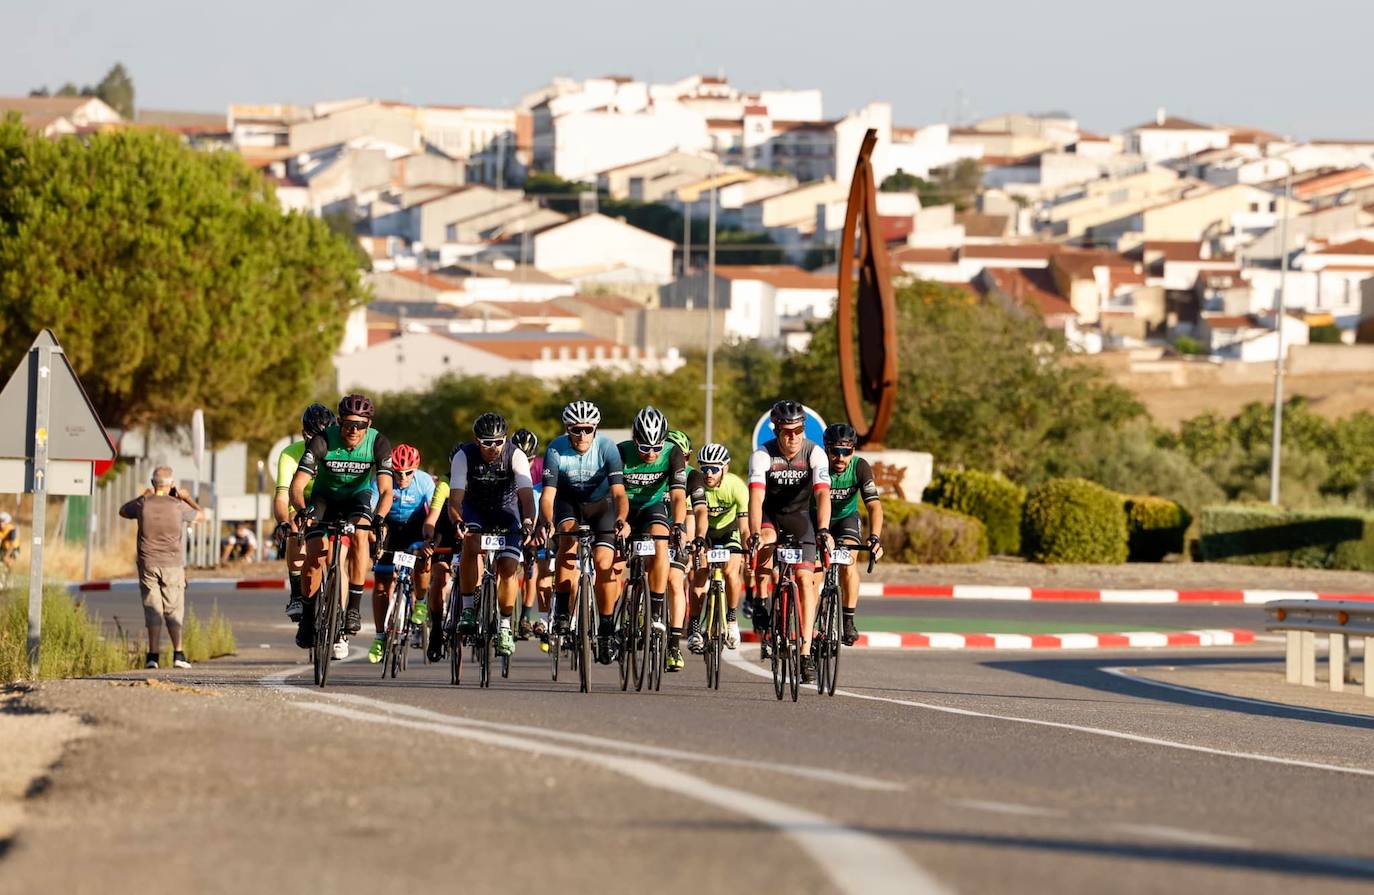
[391,443,421,471]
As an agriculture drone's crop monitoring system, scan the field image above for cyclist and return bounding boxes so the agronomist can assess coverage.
[366,443,437,663]
[422,448,458,663]
[747,400,831,685]
[664,429,707,668]
[290,394,394,657]
[687,443,750,653]
[536,400,628,665]
[818,423,884,645]
[273,403,335,622]
[512,428,551,640]
[616,408,688,670]
[449,413,537,659]
[0,512,19,574]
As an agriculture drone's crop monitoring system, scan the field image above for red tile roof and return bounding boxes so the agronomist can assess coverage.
[1142,240,1203,262]
[1293,168,1374,199]
[890,246,959,265]
[389,269,467,289]
[557,293,644,314]
[1313,239,1374,256]
[714,265,835,289]
[467,300,578,318]
[1129,115,1216,131]
[879,215,914,243]
[984,267,1076,319]
[962,243,1057,260]
[1203,314,1253,329]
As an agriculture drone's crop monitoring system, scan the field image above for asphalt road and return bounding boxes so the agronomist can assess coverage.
[11,584,1374,894]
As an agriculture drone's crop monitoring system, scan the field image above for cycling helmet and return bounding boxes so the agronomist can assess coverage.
[301,403,337,440]
[562,400,601,428]
[666,429,691,455]
[338,393,375,419]
[473,412,509,440]
[697,443,730,465]
[632,406,668,447]
[823,422,859,448]
[0,513,10,524]
[769,400,806,426]
[391,443,421,471]
[512,428,538,457]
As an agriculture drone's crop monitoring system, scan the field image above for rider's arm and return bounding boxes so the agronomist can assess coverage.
[372,434,395,520]
[538,444,559,528]
[668,447,687,526]
[857,458,882,539]
[731,475,751,541]
[291,434,327,513]
[512,449,536,527]
[746,449,768,537]
[273,447,298,525]
[603,438,628,526]
[809,443,832,534]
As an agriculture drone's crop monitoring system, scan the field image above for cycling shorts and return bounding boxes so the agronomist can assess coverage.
[432,502,458,556]
[305,491,374,539]
[461,504,523,563]
[553,495,618,551]
[826,513,864,546]
[761,508,816,569]
[629,501,670,535]
[375,514,428,575]
[707,528,744,552]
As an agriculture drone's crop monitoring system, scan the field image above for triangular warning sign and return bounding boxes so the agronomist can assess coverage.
[0,330,115,461]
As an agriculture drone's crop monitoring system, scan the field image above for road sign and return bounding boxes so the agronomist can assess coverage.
[751,405,827,451]
[0,330,115,679]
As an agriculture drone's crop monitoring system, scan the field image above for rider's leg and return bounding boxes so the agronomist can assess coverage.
[372,572,393,634]
[496,555,520,619]
[553,519,580,626]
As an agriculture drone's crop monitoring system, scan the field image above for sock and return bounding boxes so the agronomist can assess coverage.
[598,613,615,635]
[843,608,856,622]
[555,588,571,617]
[650,591,665,621]
[499,614,512,630]
[726,607,737,622]
[347,584,364,613]
[288,573,302,600]
[461,592,476,611]
[689,616,701,634]
[669,626,683,649]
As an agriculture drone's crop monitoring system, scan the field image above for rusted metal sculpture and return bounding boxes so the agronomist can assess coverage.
[835,128,898,448]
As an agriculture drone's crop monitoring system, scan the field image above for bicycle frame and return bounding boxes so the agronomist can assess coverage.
[312,520,355,688]
[698,546,733,690]
[551,527,597,693]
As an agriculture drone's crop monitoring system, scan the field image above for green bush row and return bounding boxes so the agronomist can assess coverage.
[923,468,1026,555]
[879,497,988,564]
[1199,505,1374,570]
[1125,496,1192,562]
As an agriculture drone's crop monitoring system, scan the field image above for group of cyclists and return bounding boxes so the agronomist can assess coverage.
[272,392,884,686]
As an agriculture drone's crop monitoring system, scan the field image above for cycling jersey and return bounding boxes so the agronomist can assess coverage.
[617,441,686,510]
[542,434,624,504]
[0,522,17,546]
[451,442,533,519]
[368,469,436,524]
[274,441,314,500]
[747,438,830,517]
[685,466,707,510]
[529,455,545,497]
[703,472,749,534]
[826,457,880,519]
[298,426,394,497]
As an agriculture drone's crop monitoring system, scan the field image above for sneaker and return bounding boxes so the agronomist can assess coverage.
[496,627,515,657]
[332,639,350,660]
[368,637,385,664]
[686,630,705,654]
[726,620,740,650]
[410,599,429,627]
[144,653,159,670]
[285,596,303,622]
[295,611,316,649]
[172,651,192,669]
[344,608,362,635]
[842,617,859,646]
[427,624,446,662]
[517,616,532,640]
[458,607,477,635]
[666,647,685,672]
[800,655,816,684]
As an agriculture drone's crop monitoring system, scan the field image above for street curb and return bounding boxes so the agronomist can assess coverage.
[739,628,1256,650]
[856,583,1374,604]
[70,578,339,592]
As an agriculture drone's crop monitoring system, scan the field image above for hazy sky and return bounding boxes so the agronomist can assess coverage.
[6,0,1371,138]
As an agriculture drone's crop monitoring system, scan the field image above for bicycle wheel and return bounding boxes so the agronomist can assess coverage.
[825,583,842,697]
[317,558,344,688]
[785,585,801,703]
[769,588,786,700]
[447,590,463,686]
[575,575,592,693]
[479,576,495,688]
[709,583,726,691]
[813,583,833,695]
[614,594,631,691]
[632,581,650,692]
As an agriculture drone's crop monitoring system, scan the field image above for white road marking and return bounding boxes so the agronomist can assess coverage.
[951,585,1031,601]
[1102,667,1374,722]
[280,687,947,895]
[1110,822,1250,848]
[722,649,1374,778]
[946,798,1066,818]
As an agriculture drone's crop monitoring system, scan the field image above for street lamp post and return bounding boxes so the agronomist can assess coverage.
[1269,163,1293,506]
[703,171,718,443]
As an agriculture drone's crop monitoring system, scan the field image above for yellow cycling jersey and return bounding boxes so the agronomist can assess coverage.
[275,441,314,500]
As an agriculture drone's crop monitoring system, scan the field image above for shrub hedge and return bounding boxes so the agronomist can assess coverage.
[1124,496,1192,562]
[923,468,1027,556]
[1199,505,1374,570]
[880,497,988,564]
[1021,477,1128,564]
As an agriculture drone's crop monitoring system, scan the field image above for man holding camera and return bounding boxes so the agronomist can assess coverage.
[120,466,204,669]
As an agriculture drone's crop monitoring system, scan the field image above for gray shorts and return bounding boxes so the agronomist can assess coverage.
[138,564,186,628]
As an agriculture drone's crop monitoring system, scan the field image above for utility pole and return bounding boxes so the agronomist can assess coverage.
[704,172,718,443]
[1269,163,1293,506]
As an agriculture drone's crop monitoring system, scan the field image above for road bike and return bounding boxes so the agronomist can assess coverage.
[813,541,876,697]
[696,544,735,691]
[378,542,429,679]
[310,518,358,688]
[752,536,810,702]
[614,532,669,692]
[550,526,597,693]
[462,525,520,688]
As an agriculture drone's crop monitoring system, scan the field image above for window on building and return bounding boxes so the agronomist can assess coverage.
[446,224,458,242]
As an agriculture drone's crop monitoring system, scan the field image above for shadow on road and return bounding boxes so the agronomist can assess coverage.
[984,656,1374,731]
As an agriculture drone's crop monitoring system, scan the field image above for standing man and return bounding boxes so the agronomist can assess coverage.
[120,466,203,670]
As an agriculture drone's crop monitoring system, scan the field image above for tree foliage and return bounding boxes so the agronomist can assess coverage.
[30,63,135,118]
[0,115,366,444]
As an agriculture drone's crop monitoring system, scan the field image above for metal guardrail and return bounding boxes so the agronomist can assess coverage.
[1265,600,1373,697]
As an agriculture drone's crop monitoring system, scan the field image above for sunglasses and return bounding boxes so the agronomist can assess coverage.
[396,468,416,478]
[478,437,506,449]
[828,447,855,457]
[637,443,663,455]
[340,420,370,432]
[777,426,804,438]
[700,465,724,475]
[567,426,595,437]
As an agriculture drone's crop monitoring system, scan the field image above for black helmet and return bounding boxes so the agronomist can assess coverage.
[769,400,806,426]
[823,423,858,448]
[473,412,509,440]
[301,403,336,440]
[338,394,374,419]
[512,428,538,457]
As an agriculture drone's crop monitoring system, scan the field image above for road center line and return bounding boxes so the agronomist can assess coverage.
[1109,822,1250,848]
[945,799,1066,818]
[722,649,1374,778]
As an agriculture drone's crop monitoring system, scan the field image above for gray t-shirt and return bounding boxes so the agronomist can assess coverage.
[120,494,196,568]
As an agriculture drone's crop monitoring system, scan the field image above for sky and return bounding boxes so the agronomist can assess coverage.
[5,0,1372,139]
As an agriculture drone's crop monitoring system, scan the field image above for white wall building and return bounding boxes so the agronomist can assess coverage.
[529,214,676,284]
[660,264,836,344]
[1124,110,1230,162]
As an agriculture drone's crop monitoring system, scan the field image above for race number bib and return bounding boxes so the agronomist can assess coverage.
[633,539,656,556]
[707,548,730,564]
[831,548,853,566]
[777,548,803,564]
[392,552,416,569]
[480,534,505,551]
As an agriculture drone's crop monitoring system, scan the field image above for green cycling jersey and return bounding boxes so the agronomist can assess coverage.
[617,441,687,509]
[298,426,394,498]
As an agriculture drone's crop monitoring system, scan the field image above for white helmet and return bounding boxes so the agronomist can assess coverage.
[0,513,10,524]
[562,400,601,428]
[632,406,668,447]
[697,443,730,465]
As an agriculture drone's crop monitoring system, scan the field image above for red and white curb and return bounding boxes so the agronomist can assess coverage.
[739,628,1255,650]
[72,578,295,593]
[857,583,1374,604]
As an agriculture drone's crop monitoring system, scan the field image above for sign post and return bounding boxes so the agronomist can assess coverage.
[0,330,116,679]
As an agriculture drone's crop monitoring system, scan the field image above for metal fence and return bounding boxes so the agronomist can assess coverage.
[1265,600,1373,697]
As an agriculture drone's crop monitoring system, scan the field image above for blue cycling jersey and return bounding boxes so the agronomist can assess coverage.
[541,434,624,503]
[367,469,435,523]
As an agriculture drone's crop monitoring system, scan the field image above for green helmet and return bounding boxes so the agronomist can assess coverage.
[666,429,691,455]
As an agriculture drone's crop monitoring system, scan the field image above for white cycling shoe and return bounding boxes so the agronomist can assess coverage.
[725,620,740,650]
[686,630,705,654]
[331,639,349,660]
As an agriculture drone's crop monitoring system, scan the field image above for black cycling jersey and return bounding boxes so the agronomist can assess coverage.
[450,441,534,520]
[747,437,830,517]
